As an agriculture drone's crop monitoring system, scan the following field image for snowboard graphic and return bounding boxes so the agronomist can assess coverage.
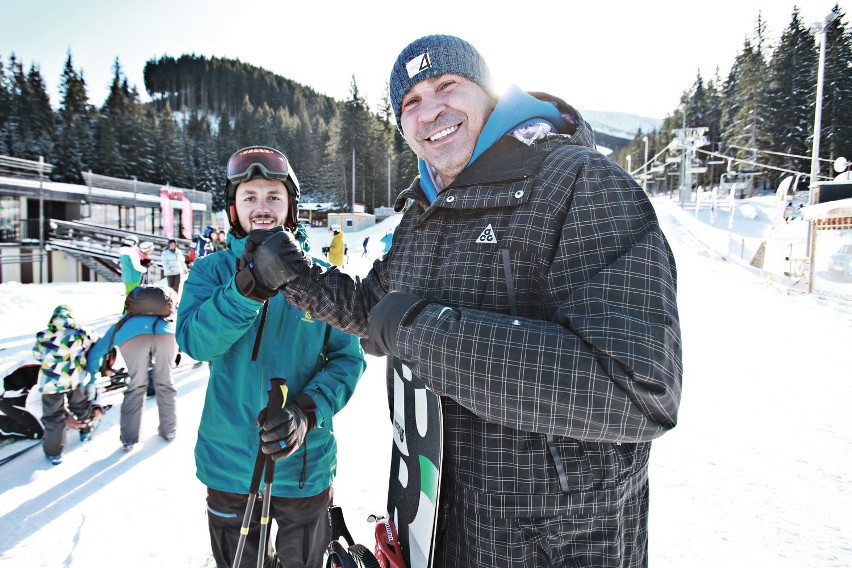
[387,359,443,568]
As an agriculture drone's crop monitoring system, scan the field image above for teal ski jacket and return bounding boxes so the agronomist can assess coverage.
[176,231,366,498]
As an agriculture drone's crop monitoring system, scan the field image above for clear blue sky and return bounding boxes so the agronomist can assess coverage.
[1,0,839,119]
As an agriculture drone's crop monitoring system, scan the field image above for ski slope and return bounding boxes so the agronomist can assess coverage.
[0,199,849,567]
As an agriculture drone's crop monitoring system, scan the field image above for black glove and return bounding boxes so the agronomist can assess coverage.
[234,227,284,302]
[363,291,430,358]
[250,229,313,291]
[257,393,317,461]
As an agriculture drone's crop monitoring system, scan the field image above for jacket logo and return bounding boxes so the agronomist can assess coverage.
[301,312,315,323]
[405,51,432,78]
[476,224,497,244]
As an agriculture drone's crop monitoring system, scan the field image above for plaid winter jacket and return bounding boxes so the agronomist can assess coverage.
[284,104,682,564]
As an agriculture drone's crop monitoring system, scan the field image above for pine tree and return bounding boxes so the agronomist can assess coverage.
[0,59,10,155]
[331,76,374,211]
[26,64,55,161]
[232,95,256,148]
[95,59,131,177]
[5,56,55,161]
[720,34,770,170]
[53,52,95,183]
[153,102,187,186]
[764,7,817,185]
[821,4,852,175]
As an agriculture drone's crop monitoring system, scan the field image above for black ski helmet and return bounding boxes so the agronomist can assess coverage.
[224,146,300,238]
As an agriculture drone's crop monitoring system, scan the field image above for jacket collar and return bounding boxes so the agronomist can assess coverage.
[395,135,545,212]
[229,233,246,257]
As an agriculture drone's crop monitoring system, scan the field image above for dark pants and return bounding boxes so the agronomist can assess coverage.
[206,486,333,568]
[166,274,181,296]
[42,386,93,456]
[119,334,178,444]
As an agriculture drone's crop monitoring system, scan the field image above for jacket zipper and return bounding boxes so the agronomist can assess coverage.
[500,248,570,494]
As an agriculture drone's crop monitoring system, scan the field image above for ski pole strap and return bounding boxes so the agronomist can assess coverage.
[250,302,269,362]
[247,445,266,496]
[328,505,355,547]
[325,540,381,568]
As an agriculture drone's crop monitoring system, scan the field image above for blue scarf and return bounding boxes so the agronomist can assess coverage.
[418,85,567,203]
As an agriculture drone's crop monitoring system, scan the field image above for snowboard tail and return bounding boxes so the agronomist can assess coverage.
[387,359,443,568]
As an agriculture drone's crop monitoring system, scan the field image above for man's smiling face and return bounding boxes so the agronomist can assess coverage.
[399,73,495,186]
[234,178,290,232]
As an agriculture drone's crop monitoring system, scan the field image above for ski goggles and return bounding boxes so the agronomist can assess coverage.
[226,146,291,185]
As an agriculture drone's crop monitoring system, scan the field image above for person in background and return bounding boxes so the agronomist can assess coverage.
[176,145,366,568]
[206,229,220,255]
[380,229,393,256]
[328,224,344,267]
[32,305,102,465]
[361,235,370,258]
[87,303,179,452]
[216,229,227,251]
[118,235,147,296]
[243,34,682,566]
[194,227,213,260]
[138,241,155,285]
[161,239,187,296]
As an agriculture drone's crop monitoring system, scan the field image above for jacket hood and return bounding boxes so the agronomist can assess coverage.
[47,304,75,330]
[526,90,596,149]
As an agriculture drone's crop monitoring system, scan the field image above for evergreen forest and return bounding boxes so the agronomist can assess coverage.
[1,5,850,213]
[612,5,852,192]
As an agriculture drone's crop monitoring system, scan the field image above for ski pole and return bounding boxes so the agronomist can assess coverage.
[232,378,287,568]
[256,379,287,568]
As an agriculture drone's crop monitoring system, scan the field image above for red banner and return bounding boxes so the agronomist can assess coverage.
[160,188,193,239]
[160,188,174,238]
[181,196,193,239]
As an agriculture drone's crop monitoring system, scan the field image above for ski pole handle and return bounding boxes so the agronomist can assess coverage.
[267,377,288,413]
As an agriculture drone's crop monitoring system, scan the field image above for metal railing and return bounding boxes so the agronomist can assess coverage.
[0,155,54,180]
[0,252,45,265]
[82,171,212,208]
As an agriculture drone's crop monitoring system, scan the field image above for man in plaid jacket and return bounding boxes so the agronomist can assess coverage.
[245,35,682,567]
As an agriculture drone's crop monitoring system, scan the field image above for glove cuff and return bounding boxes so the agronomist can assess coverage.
[235,266,276,302]
[292,393,318,431]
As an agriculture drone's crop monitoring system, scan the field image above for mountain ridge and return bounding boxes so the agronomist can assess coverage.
[580,110,663,145]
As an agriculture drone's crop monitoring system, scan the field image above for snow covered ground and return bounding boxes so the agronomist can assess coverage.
[1,198,850,567]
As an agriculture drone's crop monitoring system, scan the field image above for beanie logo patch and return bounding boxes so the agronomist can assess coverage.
[405,51,432,79]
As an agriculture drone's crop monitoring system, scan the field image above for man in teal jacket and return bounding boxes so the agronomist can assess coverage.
[176,145,366,568]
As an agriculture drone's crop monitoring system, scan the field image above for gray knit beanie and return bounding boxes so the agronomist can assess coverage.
[389,34,493,132]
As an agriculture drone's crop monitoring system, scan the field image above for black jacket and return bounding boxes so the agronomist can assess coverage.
[285,108,682,554]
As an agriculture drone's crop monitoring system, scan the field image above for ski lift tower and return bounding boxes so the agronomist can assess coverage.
[671,126,709,205]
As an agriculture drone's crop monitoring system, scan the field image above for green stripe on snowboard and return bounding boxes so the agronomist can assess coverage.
[419,455,439,504]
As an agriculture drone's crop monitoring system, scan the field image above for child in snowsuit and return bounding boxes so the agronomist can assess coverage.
[32,305,102,465]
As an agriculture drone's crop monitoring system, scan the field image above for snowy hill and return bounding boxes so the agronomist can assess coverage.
[1,203,850,567]
[581,110,663,142]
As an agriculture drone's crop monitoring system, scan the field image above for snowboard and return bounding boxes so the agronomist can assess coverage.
[386,359,443,568]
